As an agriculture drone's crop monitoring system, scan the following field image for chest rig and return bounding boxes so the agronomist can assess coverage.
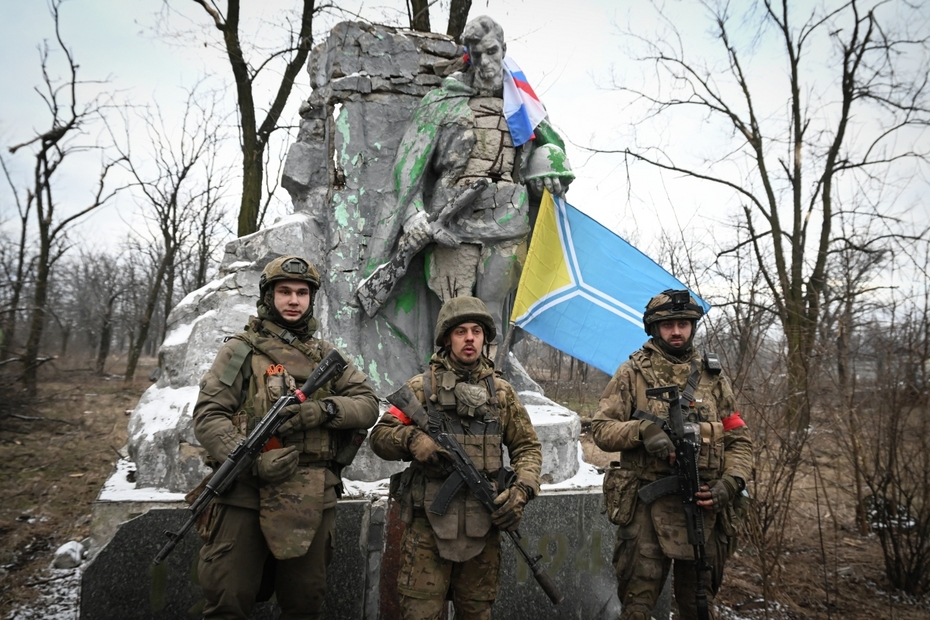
[625,349,727,479]
[631,349,723,423]
[423,367,503,476]
[231,320,336,462]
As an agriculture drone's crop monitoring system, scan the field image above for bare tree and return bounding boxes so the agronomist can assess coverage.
[109,84,229,382]
[162,0,317,237]
[0,155,33,362]
[406,0,473,40]
[605,0,930,432]
[6,0,124,394]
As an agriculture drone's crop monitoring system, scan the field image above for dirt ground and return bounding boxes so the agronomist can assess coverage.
[580,432,930,619]
[1,361,928,618]
[0,357,152,618]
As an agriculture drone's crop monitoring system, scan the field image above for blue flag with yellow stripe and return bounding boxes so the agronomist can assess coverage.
[511,191,710,375]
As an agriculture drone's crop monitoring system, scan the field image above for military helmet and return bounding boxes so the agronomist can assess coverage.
[434,296,497,347]
[642,289,704,335]
[259,255,321,297]
[524,143,575,182]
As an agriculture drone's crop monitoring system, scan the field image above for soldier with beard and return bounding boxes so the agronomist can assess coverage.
[592,290,753,620]
[369,296,542,620]
[192,255,379,620]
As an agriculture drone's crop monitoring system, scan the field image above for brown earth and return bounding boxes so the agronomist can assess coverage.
[1,363,928,618]
[580,431,930,619]
[0,356,154,618]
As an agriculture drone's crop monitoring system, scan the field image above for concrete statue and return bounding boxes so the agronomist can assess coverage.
[357,15,575,340]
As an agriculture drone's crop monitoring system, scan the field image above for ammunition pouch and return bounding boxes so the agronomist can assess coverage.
[602,462,640,527]
[389,467,416,524]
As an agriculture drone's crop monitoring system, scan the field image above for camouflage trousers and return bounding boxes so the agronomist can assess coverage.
[198,503,335,620]
[613,502,727,620]
[397,516,502,620]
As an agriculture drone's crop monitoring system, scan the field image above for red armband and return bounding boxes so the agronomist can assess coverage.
[722,411,745,431]
[388,405,413,426]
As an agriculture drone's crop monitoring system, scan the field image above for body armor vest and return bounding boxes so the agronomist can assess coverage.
[414,366,503,562]
[622,349,726,480]
[234,322,336,462]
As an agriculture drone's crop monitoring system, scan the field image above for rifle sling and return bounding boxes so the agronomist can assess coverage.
[682,359,702,409]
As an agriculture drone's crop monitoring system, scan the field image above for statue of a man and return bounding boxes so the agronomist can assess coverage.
[361,15,574,339]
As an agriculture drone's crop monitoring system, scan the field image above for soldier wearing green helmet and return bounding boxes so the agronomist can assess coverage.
[369,296,542,620]
[192,255,379,619]
[592,289,753,620]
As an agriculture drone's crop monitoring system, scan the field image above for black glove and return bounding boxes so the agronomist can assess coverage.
[708,474,742,513]
[491,483,529,532]
[640,420,675,460]
[278,399,330,435]
[254,445,299,484]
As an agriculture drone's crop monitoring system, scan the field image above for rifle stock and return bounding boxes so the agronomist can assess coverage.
[356,179,488,317]
[152,349,348,565]
[386,385,563,605]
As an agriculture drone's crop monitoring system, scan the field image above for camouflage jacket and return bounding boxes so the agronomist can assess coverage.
[193,316,379,512]
[591,340,752,486]
[370,351,542,490]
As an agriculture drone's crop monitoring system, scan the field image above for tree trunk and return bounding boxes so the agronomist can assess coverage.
[95,295,115,375]
[446,0,472,41]
[23,242,50,394]
[409,0,431,32]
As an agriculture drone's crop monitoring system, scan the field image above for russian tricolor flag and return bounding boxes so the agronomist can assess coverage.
[502,57,547,147]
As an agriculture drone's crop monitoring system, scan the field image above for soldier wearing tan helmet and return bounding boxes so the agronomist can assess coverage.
[369,296,542,619]
[192,255,378,619]
[592,289,753,620]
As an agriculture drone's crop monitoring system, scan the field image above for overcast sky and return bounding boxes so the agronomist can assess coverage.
[1,0,927,279]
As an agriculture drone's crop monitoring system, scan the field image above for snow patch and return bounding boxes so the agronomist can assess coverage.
[98,459,186,503]
[162,309,217,347]
[130,384,200,441]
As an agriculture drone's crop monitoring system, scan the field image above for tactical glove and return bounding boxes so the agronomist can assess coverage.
[278,399,328,435]
[640,420,675,460]
[708,474,742,513]
[407,429,448,465]
[491,483,529,532]
[254,445,299,484]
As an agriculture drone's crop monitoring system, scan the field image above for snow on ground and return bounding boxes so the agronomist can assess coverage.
[5,566,82,620]
[97,458,186,503]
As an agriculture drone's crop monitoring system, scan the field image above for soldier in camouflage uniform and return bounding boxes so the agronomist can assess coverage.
[193,256,379,620]
[369,296,542,620]
[592,290,753,620]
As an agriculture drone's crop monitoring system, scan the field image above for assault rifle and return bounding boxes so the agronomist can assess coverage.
[386,385,563,605]
[634,385,711,620]
[152,349,348,565]
[355,178,488,317]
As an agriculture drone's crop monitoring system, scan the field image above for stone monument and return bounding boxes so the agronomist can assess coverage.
[124,18,579,501]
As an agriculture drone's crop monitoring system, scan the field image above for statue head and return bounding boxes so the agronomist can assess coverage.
[462,16,506,95]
